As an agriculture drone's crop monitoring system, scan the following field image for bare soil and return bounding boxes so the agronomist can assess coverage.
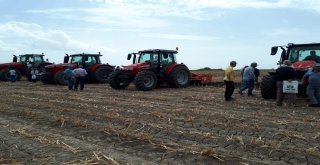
[0,81,320,164]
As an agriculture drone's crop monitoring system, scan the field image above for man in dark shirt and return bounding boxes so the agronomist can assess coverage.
[304,50,320,63]
[276,60,297,106]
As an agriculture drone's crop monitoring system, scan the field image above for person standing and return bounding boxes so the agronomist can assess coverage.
[275,60,297,107]
[64,66,75,90]
[224,61,237,101]
[239,62,258,96]
[302,64,320,107]
[73,65,87,91]
[30,67,39,82]
[8,68,17,82]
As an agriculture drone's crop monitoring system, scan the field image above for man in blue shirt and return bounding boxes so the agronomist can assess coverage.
[64,66,75,90]
[303,63,320,107]
[239,62,257,96]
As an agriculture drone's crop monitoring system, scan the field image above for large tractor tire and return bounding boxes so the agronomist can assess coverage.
[94,66,113,83]
[54,70,68,85]
[40,73,55,84]
[0,68,22,81]
[260,75,277,99]
[134,70,157,91]
[167,65,191,88]
[109,70,130,89]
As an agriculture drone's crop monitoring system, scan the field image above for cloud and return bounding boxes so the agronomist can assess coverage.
[0,21,115,53]
[141,33,213,41]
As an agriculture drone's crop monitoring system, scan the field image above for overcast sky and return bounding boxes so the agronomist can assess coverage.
[0,0,319,69]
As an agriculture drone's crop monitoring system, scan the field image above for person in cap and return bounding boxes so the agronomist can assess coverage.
[224,61,237,101]
[239,62,258,96]
[302,63,320,107]
[275,60,297,107]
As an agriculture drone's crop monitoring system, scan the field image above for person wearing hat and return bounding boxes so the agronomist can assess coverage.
[239,62,258,96]
[224,61,237,101]
[303,63,320,107]
[275,60,297,106]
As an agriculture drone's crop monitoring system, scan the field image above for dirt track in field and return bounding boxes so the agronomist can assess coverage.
[0,81,320,164]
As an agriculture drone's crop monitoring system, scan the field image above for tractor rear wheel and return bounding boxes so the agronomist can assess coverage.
[260,75,277,99]
[134,70,157,91]
[167,65,191,88]
[0,68,22,81]
[109,70,130,89]
[54,70,68,85]
[94,66,113,83]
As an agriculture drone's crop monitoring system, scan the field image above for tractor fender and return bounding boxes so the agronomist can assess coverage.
[164,63,188,75]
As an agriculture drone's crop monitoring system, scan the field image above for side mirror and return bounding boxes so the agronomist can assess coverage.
[271,47,278,55]
[13,55,17,62]
[163,53,168,59]
[127,54,132,60]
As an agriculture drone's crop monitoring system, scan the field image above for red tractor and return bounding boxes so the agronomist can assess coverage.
[0,54,51,81]
[109,49,210,91]
[40,53,114,85]
[260,43,320,99]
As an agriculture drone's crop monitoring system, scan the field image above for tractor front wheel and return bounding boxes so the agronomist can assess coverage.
[109,70,130,89]
[0,68,22,81]
[94,66,113,83]
[167,65,191,88]
[54,70,68,85]
[260,75,277,99]
[134,70,157,91]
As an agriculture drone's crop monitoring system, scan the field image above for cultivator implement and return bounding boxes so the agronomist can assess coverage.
[191,73,213,85]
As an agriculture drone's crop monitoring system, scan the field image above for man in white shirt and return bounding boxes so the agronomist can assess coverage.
[73,65,88,91]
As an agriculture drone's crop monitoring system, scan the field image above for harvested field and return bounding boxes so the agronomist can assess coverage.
[1,81,320,164]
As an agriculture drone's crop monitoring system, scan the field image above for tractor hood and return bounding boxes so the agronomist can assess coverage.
[45,63,77,69]
[0,62,24,69]
[122,61,150,70]
[291,60,316,70]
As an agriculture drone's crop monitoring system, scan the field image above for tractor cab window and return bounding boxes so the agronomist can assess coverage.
[84,56,98,64]
[71,56,83,65]
[20,56,27,63]
[289,46,320,62]
[138,53,151,63]
[161,53,176,64]
[33,56,44,64]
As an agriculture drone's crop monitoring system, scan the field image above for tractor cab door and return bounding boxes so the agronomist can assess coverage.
[160,52,175,73]
[70,55,83,66]
[32,55,44,67]
[83,56,98,71]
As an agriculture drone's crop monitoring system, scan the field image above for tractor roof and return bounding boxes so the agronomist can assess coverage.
[19,54,45,56]
[70,53,102,56]
[286,43,320,47]
[139,49,178,54]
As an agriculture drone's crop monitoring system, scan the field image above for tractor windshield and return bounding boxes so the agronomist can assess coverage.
[33,55,44,64]
[288,45,320,62]
[138,52,158,64]
[71,56,83,64]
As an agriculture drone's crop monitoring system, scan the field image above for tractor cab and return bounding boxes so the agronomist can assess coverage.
[69,53,102,70]
[18,54,45,68]
[126,49,178,74]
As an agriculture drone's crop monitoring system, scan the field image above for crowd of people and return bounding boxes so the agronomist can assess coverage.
[224,58,320,107]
